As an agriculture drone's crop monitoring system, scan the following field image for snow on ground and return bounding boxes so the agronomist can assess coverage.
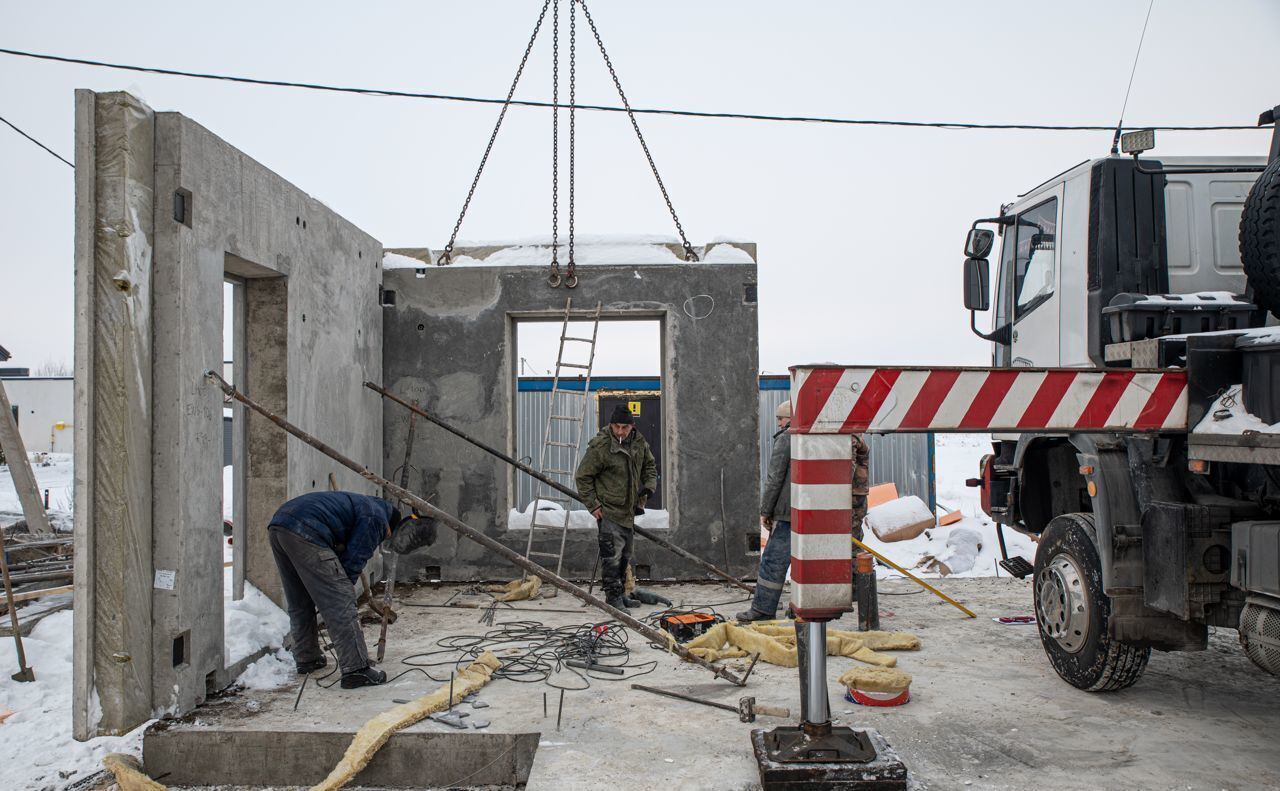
[507,500,670,531]
[234,649,295,691]
[0,611,149,790]
[859,433,1037,579]
[0,452,74,531]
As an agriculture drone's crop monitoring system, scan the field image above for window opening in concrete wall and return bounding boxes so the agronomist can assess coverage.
[511,319,666,534]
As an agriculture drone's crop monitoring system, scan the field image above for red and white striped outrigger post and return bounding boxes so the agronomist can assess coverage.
[773,364,1189,762]
[788,364,1189,619]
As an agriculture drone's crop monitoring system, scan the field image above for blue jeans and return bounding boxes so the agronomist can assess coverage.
[750,519,790,616]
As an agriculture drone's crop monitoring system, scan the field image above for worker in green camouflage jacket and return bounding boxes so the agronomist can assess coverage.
[575,404,658,609]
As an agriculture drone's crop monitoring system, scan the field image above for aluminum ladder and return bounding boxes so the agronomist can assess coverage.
[522,298,602,585]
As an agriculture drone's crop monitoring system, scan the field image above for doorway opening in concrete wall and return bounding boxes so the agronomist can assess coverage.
[222,277,246,601]
[510,318,667,535]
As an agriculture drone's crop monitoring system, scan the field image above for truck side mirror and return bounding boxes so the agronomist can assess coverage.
[965,228,995,259]
[964,257,990,311]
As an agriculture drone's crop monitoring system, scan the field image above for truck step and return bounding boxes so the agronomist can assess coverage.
[999,556,1034,579]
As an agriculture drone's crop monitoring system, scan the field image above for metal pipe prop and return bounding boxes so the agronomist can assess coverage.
[805,621,830,725]
[208,372,746,686]
[853,535,976,619]
[364,381,753,594]
[1,541,36,681]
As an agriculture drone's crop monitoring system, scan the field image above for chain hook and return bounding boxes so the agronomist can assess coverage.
[682,241,699,262]
[437,245,453,266]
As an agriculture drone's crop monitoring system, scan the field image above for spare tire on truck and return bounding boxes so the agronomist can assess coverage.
[1241,157,1280,318]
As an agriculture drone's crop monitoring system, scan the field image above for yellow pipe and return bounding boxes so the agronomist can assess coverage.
[852,536,976,619]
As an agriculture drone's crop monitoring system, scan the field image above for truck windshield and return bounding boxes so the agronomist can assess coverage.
[1014,198,1058,318]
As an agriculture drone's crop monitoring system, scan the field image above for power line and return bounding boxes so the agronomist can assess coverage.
[0,112,73,167]
[0,46,1265,134]
[1111,0,1158,154]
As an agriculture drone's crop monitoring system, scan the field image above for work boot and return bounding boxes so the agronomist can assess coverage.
[622,595,642,609]
[295,657,327,675]
[735,608,773,623]
[340,665,387,689]
[605,593,629,610]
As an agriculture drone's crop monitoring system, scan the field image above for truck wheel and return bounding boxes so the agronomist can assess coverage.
[1240,157,1280,318]
[1033,513,1150,691]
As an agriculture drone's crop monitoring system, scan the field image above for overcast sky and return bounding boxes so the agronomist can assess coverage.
[2,1,1276,376]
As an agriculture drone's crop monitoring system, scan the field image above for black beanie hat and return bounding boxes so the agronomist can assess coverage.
[608,404,634,425]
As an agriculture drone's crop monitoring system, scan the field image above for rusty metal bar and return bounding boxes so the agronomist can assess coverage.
[207,372,746,686]
[364,380,753,594]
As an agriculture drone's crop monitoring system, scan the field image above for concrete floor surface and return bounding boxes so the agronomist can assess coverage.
[161,578,1280,791]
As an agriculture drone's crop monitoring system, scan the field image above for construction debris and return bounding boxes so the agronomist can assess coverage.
[102,753,165,791]
[487,576,542,602]
[682,621,919,668]
[309,651,502,791]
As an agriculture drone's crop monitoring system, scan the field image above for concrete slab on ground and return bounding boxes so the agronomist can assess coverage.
[153,579,1280,790]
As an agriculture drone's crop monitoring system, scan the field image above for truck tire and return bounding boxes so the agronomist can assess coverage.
[1033,512,1150,691]
[1240,157,1280,318]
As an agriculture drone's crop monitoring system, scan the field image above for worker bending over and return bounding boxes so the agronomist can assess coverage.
[575,404,657,610]
[268,491,435,688]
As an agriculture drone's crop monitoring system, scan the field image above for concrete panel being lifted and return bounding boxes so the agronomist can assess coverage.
[74,89,384,738]
[382,258,760,582]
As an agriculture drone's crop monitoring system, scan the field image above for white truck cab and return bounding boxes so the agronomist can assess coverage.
[983,156,1266,370]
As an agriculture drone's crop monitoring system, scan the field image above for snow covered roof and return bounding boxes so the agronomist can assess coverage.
[383,235,756,269]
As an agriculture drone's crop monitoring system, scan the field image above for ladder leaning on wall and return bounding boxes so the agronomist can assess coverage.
[522,298,603,589]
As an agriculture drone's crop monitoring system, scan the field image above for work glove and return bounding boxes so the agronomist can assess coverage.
[760,515,773,531]
[386,517,438,555]
[633,488,653,516]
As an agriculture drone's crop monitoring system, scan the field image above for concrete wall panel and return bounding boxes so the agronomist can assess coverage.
[382,263,759,582]
[75,91,384,736]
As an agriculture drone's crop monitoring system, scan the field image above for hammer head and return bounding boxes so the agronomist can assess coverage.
[737,696,756,722]
[11,667,35,683]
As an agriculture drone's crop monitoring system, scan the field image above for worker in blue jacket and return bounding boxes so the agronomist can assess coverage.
[267,491,435,688]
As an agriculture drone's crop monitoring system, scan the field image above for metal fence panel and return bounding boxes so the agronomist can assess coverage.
[516,386,935,514]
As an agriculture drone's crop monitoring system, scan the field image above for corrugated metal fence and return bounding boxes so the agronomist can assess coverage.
[516,377,935,512]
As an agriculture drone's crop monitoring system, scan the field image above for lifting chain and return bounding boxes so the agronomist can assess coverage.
[440,0,696,282]
[565,0,579,287]
[578,0,698,262]
[549,0,561,286]
[438,0,552,267]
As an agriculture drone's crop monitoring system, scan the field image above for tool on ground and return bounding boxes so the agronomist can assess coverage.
[521,298,601,587]
[365,381,752,594]
[658,611,723,643]
[630,683,788,723]
[852,536,975,619]
[208,372,748,686]
[994,615,1036,625]
[855,552,879,632]
[378,403,419,662]
[629,587,672,606]
[565,658,624,674]
[1,540,35,682]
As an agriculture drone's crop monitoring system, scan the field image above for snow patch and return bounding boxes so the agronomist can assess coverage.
[506,500,670,531]
[1192,385,1280,435]
[223,579,289,665]
[1,612,150,790]
[235,649,296,690]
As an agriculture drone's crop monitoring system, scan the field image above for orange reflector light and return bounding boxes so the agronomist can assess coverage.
[1087,481,1098,497]
[1078,465,1094,475]
[1188,459,1210,475]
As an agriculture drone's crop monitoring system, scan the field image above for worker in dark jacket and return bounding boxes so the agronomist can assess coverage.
[575,404,657,609]
[738,400,794,622]
[267,491,434,688]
